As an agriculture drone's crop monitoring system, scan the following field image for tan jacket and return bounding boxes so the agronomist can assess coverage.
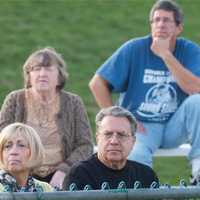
[0,89,93,183]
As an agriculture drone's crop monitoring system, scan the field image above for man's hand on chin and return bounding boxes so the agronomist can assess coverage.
[151,36,171,59]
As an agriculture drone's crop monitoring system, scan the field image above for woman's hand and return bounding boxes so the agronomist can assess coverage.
[50,170,66,190]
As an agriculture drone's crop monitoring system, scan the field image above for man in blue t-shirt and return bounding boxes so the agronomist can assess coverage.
[89,0,200,184]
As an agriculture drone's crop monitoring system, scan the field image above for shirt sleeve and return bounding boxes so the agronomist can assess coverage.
[96,40,133,93]
[34,179,54,192]
[183,41,200,77]
[67,164,88,191]
[0,183,5,192]
[57,95,93,180]
[143,167,159,188]
[0,91,17,131]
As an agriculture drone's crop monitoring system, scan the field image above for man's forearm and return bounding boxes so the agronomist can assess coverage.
[89,75,113,108]
[91,87,113,108]
[163,52,200,94]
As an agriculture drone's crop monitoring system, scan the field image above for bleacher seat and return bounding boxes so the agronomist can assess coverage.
[94,143,191,157]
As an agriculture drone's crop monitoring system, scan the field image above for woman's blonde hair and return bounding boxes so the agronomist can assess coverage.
[23,47,68,90]
[0,122,45,170]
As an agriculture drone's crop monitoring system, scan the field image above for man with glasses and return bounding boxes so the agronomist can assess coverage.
[67,106,158,190]
[89,0,200,185]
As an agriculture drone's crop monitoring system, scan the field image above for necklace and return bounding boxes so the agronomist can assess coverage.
[25,89,60,127]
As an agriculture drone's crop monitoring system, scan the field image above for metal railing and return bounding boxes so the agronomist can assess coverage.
[1,180,200,200]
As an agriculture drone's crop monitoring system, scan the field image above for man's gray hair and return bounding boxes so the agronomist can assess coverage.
[95,106,137,136]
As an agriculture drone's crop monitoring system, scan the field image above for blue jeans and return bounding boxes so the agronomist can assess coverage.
[128,94,200,167]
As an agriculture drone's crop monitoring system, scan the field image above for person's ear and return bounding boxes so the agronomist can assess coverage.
[133,136,136,145]
[130,135,136,147]
[96,132,99,144]
[176,23,183,36]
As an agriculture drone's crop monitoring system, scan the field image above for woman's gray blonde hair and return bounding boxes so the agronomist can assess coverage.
[0,122,45,170]
[23,47,68,90]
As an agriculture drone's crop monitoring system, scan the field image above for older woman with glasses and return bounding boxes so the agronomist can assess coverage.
[0,47,93,190]
[0,123,54,192]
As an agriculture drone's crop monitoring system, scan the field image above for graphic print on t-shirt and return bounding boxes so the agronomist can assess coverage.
[137,69,177,121]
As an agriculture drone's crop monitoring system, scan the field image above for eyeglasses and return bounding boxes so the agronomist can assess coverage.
[151,17,175,25]
[100,131,132,141]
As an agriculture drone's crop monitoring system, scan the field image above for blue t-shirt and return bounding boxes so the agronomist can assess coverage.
[97,35,200,122]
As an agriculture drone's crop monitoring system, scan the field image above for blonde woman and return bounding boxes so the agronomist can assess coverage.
[0,123,53,192]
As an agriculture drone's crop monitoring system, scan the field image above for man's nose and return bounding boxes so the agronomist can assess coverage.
[156,20,166,27]
[110,133,120,143]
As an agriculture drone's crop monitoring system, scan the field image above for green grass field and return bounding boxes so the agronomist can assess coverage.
[0,0,199,185]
